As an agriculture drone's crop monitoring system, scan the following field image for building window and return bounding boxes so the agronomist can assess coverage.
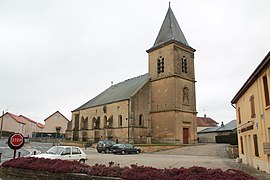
[104,116,107,128]
[139,114,144,126]
[118,115,122,127]
[93,117,100,129]
[263,76,270,106]
[80,117,89,130]
[84,117,88,129]
[92,117,96,129]
[56,126,61,132]
[157,56,164,74]
[253,134,259,157]
[250,95,256,118]
[96,117,100,128]
[108,115,113,127]
[237,107,241,124]
[181,56,187,73]
[240,136,244,154]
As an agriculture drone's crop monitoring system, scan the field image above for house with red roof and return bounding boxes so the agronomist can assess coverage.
[0,112,26,136]
[19,115,44,137]
[196,114,219,132]
[0,112,45,138]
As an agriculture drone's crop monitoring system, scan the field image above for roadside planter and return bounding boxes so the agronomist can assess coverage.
[0,157,257,180]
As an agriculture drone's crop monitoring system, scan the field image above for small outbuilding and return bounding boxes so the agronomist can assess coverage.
[197,120,237,144]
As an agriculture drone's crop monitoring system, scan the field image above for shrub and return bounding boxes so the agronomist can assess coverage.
[2,157,257,180]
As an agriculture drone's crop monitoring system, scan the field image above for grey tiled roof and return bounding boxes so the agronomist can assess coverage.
[198,120,236,134]
[217,120,236,132]
[152,5,188,48]
[198,126,220,133]
[73,74,149,111]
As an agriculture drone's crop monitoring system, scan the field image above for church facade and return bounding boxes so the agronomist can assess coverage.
[66,5,197,144]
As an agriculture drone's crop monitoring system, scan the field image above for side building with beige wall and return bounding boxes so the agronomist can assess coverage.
[43,111,70,135]
[231,52,270,173]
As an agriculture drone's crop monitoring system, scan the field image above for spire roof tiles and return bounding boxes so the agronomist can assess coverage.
[152,5,188,49]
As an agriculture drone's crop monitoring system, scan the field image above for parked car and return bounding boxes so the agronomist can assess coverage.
[33,146,87,163]
[112,143,141,155]
[96,140,116,153]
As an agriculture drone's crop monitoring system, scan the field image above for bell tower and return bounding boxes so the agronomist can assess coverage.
[147,4,197,144]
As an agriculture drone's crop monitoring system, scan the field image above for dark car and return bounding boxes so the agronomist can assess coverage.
[96,140,116,153]
[112,143,141,155]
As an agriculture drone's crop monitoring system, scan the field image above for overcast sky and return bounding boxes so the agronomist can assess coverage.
[0,0,269,124]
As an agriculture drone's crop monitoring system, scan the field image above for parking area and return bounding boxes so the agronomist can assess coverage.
[84,144,232,170]
[83,143,270,179]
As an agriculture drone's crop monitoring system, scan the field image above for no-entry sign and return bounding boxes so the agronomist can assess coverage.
[8,133,25,150]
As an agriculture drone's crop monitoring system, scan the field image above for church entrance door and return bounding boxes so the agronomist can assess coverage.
[183,128,189,144]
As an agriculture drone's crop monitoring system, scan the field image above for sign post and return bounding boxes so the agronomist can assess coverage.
[8,133,25,159]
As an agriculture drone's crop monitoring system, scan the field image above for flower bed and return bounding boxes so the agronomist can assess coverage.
[1,157,257,180]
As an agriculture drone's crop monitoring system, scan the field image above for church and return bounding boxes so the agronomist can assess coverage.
[66,5,197,144]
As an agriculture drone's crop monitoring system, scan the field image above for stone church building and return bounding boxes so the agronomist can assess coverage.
[66,5,197,144]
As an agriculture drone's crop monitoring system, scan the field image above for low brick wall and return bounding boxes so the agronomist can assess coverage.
[138,145,180,153]
[0,167,122,180]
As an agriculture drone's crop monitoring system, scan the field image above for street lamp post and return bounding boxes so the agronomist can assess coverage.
[0,111,4,139]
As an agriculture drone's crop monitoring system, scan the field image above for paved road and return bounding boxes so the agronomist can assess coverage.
[0,139,53,164]
[154,143,229,158]
[84,143,270,180]
[0,138,29,163]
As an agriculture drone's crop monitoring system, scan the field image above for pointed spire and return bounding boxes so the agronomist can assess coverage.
[152,4,188,48]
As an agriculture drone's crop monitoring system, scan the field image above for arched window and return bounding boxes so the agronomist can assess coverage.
[108,115,113,127]
[104,115,107,128]
[92,117,96,129]
[80,117,85,130]
[139,114,144,126]
[118,115,122,127]
[157,56,165,74]
[84,117,88,130]
[181,56,187,73]
[96,117,100,128]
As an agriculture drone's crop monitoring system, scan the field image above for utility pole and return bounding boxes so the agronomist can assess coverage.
[0,111,4,139]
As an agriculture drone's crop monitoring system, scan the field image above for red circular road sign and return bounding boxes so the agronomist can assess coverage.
[8,133,25,150]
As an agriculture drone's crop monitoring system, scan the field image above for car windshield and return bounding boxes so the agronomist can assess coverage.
[46,146,64,155]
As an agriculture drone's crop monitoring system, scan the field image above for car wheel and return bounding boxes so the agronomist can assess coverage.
[105,148,110,153]
[121,150,125,155]
[136,150,139,154]
[97,150,102,153]
[79,159,85,163]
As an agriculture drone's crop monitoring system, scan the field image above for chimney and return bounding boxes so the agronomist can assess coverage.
[204,114,207,122]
